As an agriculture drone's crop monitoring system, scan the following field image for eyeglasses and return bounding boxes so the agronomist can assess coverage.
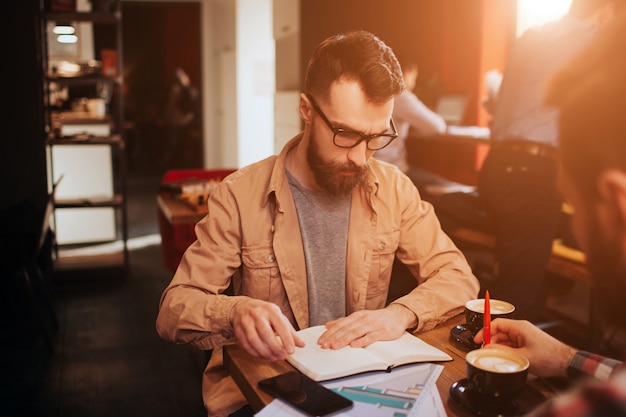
[306,94,398,151]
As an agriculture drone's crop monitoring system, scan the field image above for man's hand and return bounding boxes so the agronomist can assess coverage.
[317,304,417,349]
[231,299,305,361]
[473,318,577,378]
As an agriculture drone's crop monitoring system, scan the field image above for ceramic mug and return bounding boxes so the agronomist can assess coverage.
[465,348,529,404]
[465,298,515,337]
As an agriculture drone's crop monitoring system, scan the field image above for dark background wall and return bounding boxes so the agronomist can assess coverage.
[122,2,201,123]
[300,0,517,126]
[1,0,47,212]
[121,1,203,170]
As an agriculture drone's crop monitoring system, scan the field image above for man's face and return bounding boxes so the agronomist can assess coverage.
[560,171,626,328]
[304,81,394,195]
[306,129,367,195]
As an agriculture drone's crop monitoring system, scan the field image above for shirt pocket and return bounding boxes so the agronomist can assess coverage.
[241,242,288,303]
[367,230,400,299]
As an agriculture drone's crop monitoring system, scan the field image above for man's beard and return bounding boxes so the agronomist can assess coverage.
[585,216,626,331]
[306,131,368,195]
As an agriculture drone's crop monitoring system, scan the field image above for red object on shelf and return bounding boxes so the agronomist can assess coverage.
[101,49,118,77]
[45,0,77,11]
[157,169,236,272]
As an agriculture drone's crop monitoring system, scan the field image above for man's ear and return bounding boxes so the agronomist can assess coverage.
[299,93,313,123]
[598,169,626,251]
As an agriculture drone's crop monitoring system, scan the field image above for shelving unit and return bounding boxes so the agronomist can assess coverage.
[40,0,128,274]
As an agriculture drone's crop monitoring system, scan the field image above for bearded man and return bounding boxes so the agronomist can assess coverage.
[157,30,479,417]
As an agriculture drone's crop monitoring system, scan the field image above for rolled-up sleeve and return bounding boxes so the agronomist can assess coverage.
[388,172,480,331]
[156,182,245,350]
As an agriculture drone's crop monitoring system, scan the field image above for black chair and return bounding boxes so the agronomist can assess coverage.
[1,186,59,353]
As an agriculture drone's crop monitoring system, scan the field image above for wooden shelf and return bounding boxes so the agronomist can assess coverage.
[54,194,123,208]
[46,74,121,86]
[47,134,123,145]
[55,251,126,272]
[44,10,120,24]
[41,0,129,273]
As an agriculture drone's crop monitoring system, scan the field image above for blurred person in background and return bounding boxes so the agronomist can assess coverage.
[374,59,447,190]
[477,0,618,321]
[164,67,199,165]
[474,10,626,416]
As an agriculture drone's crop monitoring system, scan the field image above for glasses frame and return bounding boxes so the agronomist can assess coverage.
[306,94,398,151]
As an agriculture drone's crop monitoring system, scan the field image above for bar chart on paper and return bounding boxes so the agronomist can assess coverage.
[256,363,445,417]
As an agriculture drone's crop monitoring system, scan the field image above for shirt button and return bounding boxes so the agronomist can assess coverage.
[268,254,275,262]
[221,331,231,338]
[378,242,386,250]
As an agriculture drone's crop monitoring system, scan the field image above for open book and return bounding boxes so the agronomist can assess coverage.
[286,325,452,381]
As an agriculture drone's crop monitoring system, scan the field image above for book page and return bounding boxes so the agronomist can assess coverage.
[287,326,387,381]
[365,332,452,367]
[287,326,451,381]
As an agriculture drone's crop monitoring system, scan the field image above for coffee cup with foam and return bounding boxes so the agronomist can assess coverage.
[465,298,515,337]
[465,348,529,404]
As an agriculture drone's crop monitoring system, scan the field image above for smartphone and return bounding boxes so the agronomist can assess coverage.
[258,371,353,416]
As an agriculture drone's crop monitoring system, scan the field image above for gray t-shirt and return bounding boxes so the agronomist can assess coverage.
[286,170,350,326]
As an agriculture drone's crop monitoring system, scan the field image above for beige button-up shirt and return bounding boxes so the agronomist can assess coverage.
[156,134,479,416]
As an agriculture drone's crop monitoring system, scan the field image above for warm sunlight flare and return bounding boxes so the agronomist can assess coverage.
[517,0,573,36]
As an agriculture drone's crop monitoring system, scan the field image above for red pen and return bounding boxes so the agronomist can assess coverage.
[483,291,491,346]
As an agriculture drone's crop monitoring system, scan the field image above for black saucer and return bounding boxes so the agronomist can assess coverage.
[449,378,546,417]
[450,324,481,350]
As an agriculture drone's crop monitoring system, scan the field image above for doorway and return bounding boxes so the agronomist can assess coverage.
[122,1,203,174]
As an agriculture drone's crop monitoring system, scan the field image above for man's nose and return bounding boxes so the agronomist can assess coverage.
[346,141,369,167]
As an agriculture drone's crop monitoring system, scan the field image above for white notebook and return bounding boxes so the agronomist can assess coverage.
[286,325,452,381]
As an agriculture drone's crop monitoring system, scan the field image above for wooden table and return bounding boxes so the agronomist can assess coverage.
[224,315,557,416]
[156,169,234,271]
[156,192,207,271]
[156,192,207,226]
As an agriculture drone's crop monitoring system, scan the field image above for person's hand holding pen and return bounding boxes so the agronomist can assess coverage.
[473,318,577,378]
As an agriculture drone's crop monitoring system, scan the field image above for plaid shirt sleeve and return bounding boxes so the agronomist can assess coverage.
[567,351,623,381]
[525,368,626,417]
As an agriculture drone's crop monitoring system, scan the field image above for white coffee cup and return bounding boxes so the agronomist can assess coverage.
[465,298,515,336]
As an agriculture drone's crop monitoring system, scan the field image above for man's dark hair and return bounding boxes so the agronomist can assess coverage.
[304,30,404,105]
